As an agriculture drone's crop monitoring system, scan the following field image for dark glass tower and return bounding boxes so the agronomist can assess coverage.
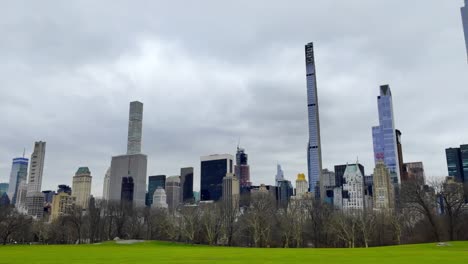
[180,167,194,203]
[200,154,233,201]
[147,175,166,206]
[121,177,134,203]
[446,148,464,182]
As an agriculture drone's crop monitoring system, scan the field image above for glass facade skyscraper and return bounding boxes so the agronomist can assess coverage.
[305,42,323,197]
[445,147,464,182]
[147,175,166,206]
[372,85,401,184]
[200,154,233,201]
[180,167,194,203]
[7,157,29,205]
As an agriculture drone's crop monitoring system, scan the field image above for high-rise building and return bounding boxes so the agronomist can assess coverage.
[147,175,166,206]
[277,180,293,207]
[222,173,240,208]
[461,145,468,181]
[103,167,110,200]
[121,177,134,203]
[152,187,168,209]
[295,173,308,198]
[180,167,194,203]
[51,191,76,221]
[165,176,180,211]
[334,163,365,188]
[396,129,406,181]
[305,42,323,197]
[446,147,464,182]
[200,154,234,201]
[26,141,46,218]
[72,167,92,209]
[0,183,8,196]
[402,162,426,185]
[127,101,143,155]
[15,180,28,212]
[342,163,365,211]
[372,85,401,184]
[7,157,28,205]
[321,169,336,204]
[373,161,395,210]
[462,0,468,62]
[235,147,251,190]
[109,101,147,206]
[275,164,285,186]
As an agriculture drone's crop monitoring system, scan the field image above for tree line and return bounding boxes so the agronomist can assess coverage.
[0,179,467,247]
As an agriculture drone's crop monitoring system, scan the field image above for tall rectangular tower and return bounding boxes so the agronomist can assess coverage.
[462,0,468,62]
[7,157,28,205]
[305,42,323,197]
[372,85,401,184]
[180,167,194,203]
[127,101,143,155]
[26,141,46,194]
[200,154,234,201]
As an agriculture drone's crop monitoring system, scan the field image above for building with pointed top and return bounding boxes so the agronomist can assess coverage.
[275,164,285,186]
[342,163,365,211]
[26,141,46,218]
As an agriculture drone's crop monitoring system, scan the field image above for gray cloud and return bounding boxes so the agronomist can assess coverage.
[1,0,467,196]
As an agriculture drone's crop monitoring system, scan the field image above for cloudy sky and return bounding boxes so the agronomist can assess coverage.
[1,1,467,196]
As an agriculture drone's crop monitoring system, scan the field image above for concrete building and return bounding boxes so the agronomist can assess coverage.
[147,175,166,206]
[180,167,194,203]
[7,157,28,205]
[200,154,234,201]
[462,0,468,62]
[72,167,92,209]
[15,180,28,212]
[26,141,47,218]
[109,101,147,206]
[166,176,180,211]
[373,161,395,210]
[372,85,401,184]
[235,147,251,190]
[295,173,308,198]
[222,173,240,208]
[102,167,110,200]
[305,42,323,197]
[402,162,426,185]
[51,191,76,221]
[335,163,365,188]
[152,187,168,209]
[342,163,365,211]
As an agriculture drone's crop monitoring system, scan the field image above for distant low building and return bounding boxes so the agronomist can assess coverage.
[152,187,168,209]
[51,191,76,221]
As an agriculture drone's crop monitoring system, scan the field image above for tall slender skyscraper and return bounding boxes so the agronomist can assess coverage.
[7,157,28,205]
[180,167,194,203]
[275,164,285,186]
[26,141,46,194]
[235,147,251,190]
[372,85,401,184]
[127,101,143,155]
[305,42,323,198]
[462,0,468,62]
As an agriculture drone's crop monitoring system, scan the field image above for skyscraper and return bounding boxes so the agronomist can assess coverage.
[372,85,401,184]
[222,173,240,208]
[295,173,308,198]
[72,167,92,209]
[26,141,46,218]
[109,101,147,206]
[7,157,28,205]
[462,0,468,62]
[277,180,293,208]
[305,42,323,197]
[446,147,464,182]
[235,147,251,190]
[275,164,285,186]
[127,101,143,155]
[180,168,194,203]
[373,161,395,210]
[396,129,406,180]
[147,175,166,206]
[200,154,234,201]
[166,176,180,211]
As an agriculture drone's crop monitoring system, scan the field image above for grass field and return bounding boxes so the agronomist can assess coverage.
[0,241,467,264]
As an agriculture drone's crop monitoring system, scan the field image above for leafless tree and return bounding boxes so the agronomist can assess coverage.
[0,206,31,245]
[435,179,466,241]
[245,193,276,247]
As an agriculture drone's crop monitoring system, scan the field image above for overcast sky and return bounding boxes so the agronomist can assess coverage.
[1,0,467,197]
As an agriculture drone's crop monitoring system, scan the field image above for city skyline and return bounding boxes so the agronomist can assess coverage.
[1,1,468,197]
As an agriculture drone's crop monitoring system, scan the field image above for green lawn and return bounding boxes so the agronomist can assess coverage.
[0,241,467,264]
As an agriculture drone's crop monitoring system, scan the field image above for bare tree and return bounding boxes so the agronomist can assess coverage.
[179,206,201,243]
[330,211,357,248]
[356,209,376,248]
[200,203,223,245]
[435,179,466,241]
[245,193,276,247]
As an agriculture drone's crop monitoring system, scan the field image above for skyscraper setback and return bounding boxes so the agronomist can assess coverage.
[305,42,323,197]
[372,85,401,184]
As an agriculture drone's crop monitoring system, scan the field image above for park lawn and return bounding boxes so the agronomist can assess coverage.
[0,241,467,264]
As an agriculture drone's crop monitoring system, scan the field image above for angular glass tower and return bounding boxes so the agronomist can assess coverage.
[462,0,468,62]
[372,85,401,184]
[305,42,323,196]
[7,157,28,205]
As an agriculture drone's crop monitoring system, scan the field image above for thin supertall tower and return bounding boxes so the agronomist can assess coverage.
[127,101,143,155]
[305,42,323,198]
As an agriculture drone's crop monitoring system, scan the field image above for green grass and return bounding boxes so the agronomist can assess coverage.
[0,241,467,264]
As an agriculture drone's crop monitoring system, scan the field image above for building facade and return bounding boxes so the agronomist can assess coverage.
[0,183,8,197]
[321,169,336,204]
[235,147,251,190]
[446,147,465,183]
[396,129,406,181]
[200,154,234,201]
[402,162,426,185]
[277,180,293,207]
[26,141,47,218]
[72,167,92,209]
[335,164,365,188]
[127,101,143,155]
[51,191,76,221]
[462,0,468,62]
[295,173,308,198]
[342,163,365,211]
[147,175,166,206]
[372,85,401,184]
[121,177,134,203]
[152,187,168,209]
[305,42,323,197]
[275,164,285,186]
[222,173,240,208]
[166,176,180,211]
[180,167,194,203]
[373,161,395,210]
[7,157,28,205]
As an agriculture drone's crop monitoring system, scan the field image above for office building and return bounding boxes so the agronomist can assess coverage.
[109,101,147,206]
[121,177,134,203]
[103,167,110,200]
[235,147,251,189]
[152,187,168,209]
[342,163,365,210]
[15,180,28,212]
[222,173,240,208]
[305,42,323,197]
[51,191,76,221]
[446,147,465,182]
[335,163,365,187]
[372,85,401,184]
[7,157,28,205]
[373,161,395,210]
[0,183,8,196]
[295,173,308,198]
[200,154,234,201]
[402,162,426,185]
[166,176,180,211]
[462,0,468,62]
[277,180,293,207]
[275,164,285,186]
[180,167,194,203]
[147,175,166,206]
[72,167,92,209]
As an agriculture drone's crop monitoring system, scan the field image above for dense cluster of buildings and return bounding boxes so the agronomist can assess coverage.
[1,2,468,219]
